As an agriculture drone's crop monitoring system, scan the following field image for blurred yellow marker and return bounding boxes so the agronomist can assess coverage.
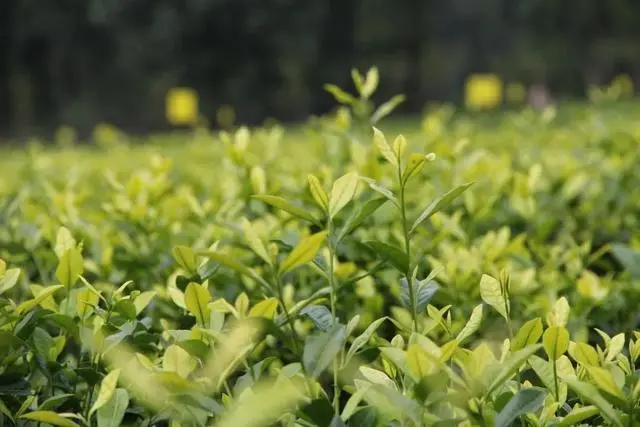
[166,87,199,125]
[465,74,503,110]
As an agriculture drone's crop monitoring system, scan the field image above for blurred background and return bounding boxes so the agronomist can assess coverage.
[2,0,639,139]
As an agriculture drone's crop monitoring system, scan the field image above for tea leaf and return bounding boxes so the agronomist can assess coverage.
[241,218,271,265]
[172,245,197,274]
[372,127,397,167]
[406,344,434,379]
[546,297,570,327]
[479,274,508,321]
[409,182,474,233]
[365,240,409,273]
[56,248,84,288]
[371,94,406,124]
[561,377,624,427]
[392,135,407,161]
[511,318,543,351]
[568,342,599,366]
[495,387,546,427]
[184,282,211,326]
[279,231,328,274]
[456,304,483,344]
[329,172,359,219]
[308,174,329,213]
[543,326,570,360]
[97,388,129,427]
[339,197,387,239]
[488,344,542,394]
[248,298,278,319]
[163,345,197,379]
[16,285,64,314]
[587,366,626,401]
[301,304,334,331]
[252,194,319,224]
[346,317,388,362]
[606,333,625,362]
[324,84,358,105]
[89,369,121,417]
[215,379,306,427]
[0,268,20,295]
[556,405,599,427]
[54,227,77,259]
[20,411,79,427]
[303,324,346,377]
[361,67,379,99]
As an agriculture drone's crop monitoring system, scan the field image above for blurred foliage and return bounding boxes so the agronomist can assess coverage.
[1,0,640,138]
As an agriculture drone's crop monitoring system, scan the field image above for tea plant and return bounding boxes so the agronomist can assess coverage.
[1,69,640,426]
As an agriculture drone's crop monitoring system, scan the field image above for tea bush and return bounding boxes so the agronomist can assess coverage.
[2,69,640,426]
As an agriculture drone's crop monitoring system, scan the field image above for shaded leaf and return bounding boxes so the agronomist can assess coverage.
[495,387,547,427]
[303,324,346,377]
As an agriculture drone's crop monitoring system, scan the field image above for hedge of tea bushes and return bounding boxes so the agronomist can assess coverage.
[2,72,640,426]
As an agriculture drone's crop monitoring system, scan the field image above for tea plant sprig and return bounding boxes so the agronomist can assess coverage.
[364,127,474,332]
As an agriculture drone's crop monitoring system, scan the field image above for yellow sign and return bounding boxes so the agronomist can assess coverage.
[166,87,199,125]
[465,74,503,110]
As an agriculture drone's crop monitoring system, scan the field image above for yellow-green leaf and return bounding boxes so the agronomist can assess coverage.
[362,67,379,98]
[172,245,197,273]
[546,297,570,327]
[279,231,328,275]
[456,304,483,344]
[163,345,197,379]
[588,367,626,400]
[76,288,99,321]
[561,377,624,427]
[133,291,156,315]
[20,411,79,427]
[543,326,570,360]
[252,195,319,224]
[241,218,271,265]
[16,285,64,314]
[89,369,121,417]
[372,127,397,167]
[329,172,359,218]
[511,318,543,352]
[54,227,77,259]
[403,153,427,182]
[392,134,407,161]
[606,333,625,362]
[248,298,278,319]
[308,174,329,212]
[184,282,211,326]
[480,274,508,321]
[406,344,435,379]
[568,342,599,366]
[55,248,84,288]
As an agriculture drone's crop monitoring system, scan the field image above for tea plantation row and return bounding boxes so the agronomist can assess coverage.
[2,73,640,426]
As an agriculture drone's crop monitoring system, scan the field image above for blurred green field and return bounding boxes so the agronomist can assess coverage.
[2,75,640,426]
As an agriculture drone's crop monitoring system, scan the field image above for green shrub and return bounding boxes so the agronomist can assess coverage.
[2,69,640,426]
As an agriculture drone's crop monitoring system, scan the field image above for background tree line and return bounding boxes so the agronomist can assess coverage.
[2,0,639,138]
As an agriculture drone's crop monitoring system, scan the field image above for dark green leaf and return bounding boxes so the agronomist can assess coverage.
[365,240,409,273]
[303,324,346,378]
[300,305,335,331]
[495,387,546,427]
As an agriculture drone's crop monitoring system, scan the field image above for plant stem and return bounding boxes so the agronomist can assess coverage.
[552,358,559,402]
[327,220,340,416]
[274,273,301,356]
[398,176,417,333]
